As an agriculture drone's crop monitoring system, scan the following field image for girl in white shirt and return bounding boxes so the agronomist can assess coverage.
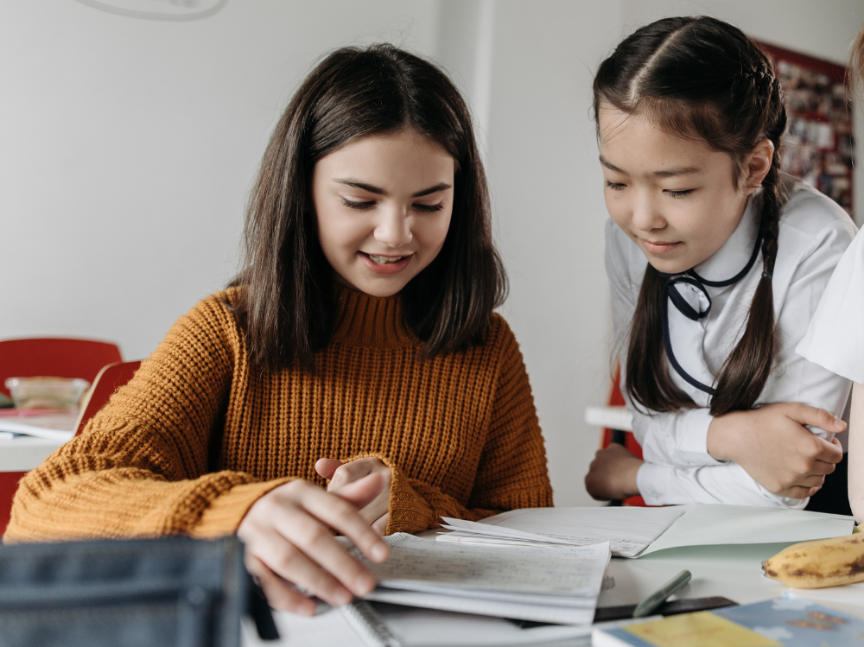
[584,16,856,508]
[797,27,864,520]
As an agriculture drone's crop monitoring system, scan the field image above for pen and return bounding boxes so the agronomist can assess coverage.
[632,569,692,618]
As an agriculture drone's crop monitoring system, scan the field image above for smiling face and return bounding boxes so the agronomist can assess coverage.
[598,104,753,274]
[312,130,455,297]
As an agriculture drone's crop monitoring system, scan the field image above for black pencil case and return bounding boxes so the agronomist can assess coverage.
[0,535,278,647]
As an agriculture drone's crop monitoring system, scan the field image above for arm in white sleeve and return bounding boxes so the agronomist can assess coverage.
[637,462,806,508]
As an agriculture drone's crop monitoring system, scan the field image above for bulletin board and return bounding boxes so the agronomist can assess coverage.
[757,41,855,216]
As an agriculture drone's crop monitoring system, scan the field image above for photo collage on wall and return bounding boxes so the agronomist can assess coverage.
[758,41,855,215]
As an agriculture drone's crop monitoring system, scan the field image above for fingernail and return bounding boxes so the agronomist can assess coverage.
[300,601,317,616]
[355,573,376,595]
[334,590,353,606]
[834,417,846,430]
[371,543,389,562]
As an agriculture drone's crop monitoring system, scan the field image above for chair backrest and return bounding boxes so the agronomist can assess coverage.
[600,364,647,507]
[0,338,122,397]
[75,361,142,436]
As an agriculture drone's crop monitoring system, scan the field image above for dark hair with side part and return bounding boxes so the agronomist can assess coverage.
[593,16,788,416]
[231,44,506,372]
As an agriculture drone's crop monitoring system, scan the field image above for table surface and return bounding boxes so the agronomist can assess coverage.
[0,412,73,471]
[242,532,864,645]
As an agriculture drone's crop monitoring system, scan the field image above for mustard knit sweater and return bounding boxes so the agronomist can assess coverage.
[6,286,552,542]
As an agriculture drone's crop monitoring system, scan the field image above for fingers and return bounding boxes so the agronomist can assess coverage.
[245,554,316,616]
[334,472,386,510]
[328,459,376,491]
[315,458,343,480]
[238,480,390,612]
[818,436,844,463]
[371,513,389,536]
[293,483,390,564]
[785,403,846,434]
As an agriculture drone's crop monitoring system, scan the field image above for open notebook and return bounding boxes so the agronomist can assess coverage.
[438,505,854,557]
[351,533,611,625]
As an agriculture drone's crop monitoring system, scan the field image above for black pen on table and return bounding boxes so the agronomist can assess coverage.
[632,570,692,618]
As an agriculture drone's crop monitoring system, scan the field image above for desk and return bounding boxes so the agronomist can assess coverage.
[602,543,864,620]
[0,413,72,534]
[242,535,864,646]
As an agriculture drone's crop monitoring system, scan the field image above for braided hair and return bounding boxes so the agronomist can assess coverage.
[593,16,787,416]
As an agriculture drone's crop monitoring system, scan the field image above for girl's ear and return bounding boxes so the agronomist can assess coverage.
[742,139,775,194]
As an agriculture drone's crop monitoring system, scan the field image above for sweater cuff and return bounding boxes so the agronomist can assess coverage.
[192,477,295,539]
[385,463,438,534]
[344,453,438,534]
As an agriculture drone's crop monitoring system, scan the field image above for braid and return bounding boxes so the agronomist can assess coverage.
[709,76,786,416]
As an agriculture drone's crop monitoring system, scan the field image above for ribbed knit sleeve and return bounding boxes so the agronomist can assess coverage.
[373,316,553,534]
[5,292,289,542]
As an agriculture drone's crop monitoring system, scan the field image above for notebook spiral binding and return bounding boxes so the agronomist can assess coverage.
[341,600,403,647]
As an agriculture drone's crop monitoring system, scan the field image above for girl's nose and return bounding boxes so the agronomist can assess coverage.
[374,208,413,247]
[630,191,665,231]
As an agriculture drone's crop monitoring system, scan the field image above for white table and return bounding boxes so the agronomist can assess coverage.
[601,542,864,619]
[0,435,65,471]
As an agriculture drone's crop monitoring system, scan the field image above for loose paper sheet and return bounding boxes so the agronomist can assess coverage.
[440,506,688,557]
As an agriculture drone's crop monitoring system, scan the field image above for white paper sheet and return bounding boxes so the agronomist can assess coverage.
[639,505,855,556]
[439,506,688,557]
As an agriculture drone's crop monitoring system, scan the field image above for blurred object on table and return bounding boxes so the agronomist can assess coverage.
[5,377,90,411]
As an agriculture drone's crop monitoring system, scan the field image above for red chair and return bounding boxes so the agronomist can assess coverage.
[74,360,142,436]
[0,338,123,536]
[600,365,647,507]
[0,338,122,398]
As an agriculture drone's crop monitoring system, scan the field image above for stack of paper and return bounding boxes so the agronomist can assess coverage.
[438,507,687,557]
[0,411,77,441]
[354,534,611,624]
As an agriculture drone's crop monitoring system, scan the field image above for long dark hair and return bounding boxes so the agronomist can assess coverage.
[232,44,507,371]
[594,16,787,416]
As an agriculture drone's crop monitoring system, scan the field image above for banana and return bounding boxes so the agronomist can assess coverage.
[762,534,864,588]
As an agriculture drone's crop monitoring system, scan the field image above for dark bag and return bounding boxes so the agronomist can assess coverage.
[0,535,278,647]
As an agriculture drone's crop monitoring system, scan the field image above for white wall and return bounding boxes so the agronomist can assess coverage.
[2,0,862,508]
[0,0,441,359]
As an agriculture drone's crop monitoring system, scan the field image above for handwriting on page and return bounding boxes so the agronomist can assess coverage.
[355,535,610,596]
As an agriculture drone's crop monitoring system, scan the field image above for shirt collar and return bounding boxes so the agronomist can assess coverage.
[691,188,762,284]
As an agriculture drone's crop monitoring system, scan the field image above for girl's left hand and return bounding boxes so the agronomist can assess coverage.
[584,444,643,501]
[316,457,392,534]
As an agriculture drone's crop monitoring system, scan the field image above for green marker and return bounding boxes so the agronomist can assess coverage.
[632,570,692,618]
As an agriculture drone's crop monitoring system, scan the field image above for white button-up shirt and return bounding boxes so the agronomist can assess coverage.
[606,174,856,507]
[798,225,864,385]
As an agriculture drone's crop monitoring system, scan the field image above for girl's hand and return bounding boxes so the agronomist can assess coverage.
[707,403,846,499]
[316,457,392,534]
[584,443,643,501]
[237,475,390,616]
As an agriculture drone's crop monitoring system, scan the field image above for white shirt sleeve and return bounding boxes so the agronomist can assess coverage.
[797,230,864,385]
[637,462,806,508]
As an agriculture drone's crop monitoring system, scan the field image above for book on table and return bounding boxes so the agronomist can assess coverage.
[592,596,864,647]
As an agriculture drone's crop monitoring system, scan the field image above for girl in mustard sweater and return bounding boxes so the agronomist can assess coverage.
[7,44,552,615]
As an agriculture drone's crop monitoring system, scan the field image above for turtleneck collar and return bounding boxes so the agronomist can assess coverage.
[691,187,762,285]
[331,285,420,348]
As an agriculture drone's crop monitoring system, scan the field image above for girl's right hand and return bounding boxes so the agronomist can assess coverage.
[707,403,846,499]
[237,475,391,616]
